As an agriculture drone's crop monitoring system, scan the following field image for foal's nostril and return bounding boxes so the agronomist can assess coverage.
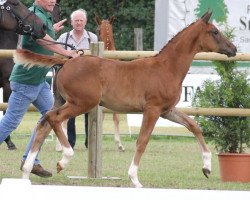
[231,46,237,57]
[42,24,46,31]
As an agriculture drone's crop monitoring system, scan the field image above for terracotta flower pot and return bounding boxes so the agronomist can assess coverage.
[218,153,250,183]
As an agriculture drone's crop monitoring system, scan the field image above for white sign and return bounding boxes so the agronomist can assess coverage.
[155,0,250,53]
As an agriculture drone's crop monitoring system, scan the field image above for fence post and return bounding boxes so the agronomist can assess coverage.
[88,42,104,178]
[134,28,143,51]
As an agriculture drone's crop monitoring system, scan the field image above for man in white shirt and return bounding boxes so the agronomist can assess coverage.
[57,9,98,50]
[56,9,98,150]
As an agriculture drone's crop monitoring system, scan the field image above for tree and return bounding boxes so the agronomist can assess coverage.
[22,0,155,50]
[58,0,155,50]
[195,0,228,23]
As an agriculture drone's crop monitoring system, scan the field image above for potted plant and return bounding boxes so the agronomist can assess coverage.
[192,26,250,182]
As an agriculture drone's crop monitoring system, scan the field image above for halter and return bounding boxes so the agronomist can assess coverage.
[0,0,37,38]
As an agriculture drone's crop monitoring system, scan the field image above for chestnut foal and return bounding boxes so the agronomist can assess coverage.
[14,11,236,188]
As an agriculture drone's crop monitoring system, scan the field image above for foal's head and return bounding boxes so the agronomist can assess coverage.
[95,14,116,50]
[197,11,237,57]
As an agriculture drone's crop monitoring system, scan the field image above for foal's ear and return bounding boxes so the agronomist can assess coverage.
[201,10,213,23]
[109,16,115,25]
[94,13,102,25]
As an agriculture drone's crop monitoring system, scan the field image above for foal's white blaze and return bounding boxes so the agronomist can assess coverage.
[128,160,143,188]
[58,146,74,169]
[202,152,212,171]
[22,151,38,179]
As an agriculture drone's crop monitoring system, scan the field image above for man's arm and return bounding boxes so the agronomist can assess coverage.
[36,34,79,58]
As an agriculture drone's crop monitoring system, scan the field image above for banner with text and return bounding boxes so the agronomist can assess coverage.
[168,0,250,53]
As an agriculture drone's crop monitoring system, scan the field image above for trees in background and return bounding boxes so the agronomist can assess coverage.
[22,0,155,50]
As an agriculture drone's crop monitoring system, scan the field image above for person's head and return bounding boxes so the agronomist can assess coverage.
[35,0,56,12]
[70,9,87,32]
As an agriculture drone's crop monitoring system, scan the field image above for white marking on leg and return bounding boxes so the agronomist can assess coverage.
[22,151,38,179]
[202,152,212,171]
[58,146,74,169]
[128,160,143,188]
[55,138,62,152]
[115,133,125,152]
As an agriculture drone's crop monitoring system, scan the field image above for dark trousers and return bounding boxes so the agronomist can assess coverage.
[67,113,88,148]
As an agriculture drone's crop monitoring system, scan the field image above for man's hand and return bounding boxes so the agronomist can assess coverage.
[53,19,67,33]
[68,50,82,58]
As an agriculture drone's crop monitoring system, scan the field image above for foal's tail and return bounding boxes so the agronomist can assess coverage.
[13,49,67,69]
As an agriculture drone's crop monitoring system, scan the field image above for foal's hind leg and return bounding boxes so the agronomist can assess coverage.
[161,108,212,178]
[45,106,75,173]
[47,101,95,172]
[113,113,125,151]
[53,70,69,152]
[22,119,52,179]
[128,107,161,188]
[55,119,68,152]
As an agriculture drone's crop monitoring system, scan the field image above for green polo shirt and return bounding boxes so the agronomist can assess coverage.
[10,4,56,85]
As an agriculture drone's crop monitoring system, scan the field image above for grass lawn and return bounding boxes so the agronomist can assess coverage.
[1,112,250,190]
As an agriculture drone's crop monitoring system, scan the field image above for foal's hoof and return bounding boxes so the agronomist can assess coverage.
[118,145,125,152]
[57,162,63,173]
[202,168,211,178]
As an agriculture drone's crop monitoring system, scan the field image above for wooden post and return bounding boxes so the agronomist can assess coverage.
[88,42,104,178]
[134,28,143,51]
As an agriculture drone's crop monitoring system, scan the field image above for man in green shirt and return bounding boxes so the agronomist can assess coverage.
[0,0,79,177]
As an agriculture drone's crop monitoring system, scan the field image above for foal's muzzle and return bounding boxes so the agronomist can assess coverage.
[219,45,237,57]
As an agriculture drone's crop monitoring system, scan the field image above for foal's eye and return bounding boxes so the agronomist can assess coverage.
[212,30,219,35]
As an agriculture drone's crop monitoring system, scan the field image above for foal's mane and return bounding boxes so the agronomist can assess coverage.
[156,20,198,56]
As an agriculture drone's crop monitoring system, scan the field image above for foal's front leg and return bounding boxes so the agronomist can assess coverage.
[161,108,212,178]
[128,107,161,188]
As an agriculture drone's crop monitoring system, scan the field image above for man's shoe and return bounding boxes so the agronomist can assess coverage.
[31,164,52,178]
[6,140,17,150]
[20,161,52,178]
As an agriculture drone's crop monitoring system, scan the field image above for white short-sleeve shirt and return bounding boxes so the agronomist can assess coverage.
[57,30,98,50]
